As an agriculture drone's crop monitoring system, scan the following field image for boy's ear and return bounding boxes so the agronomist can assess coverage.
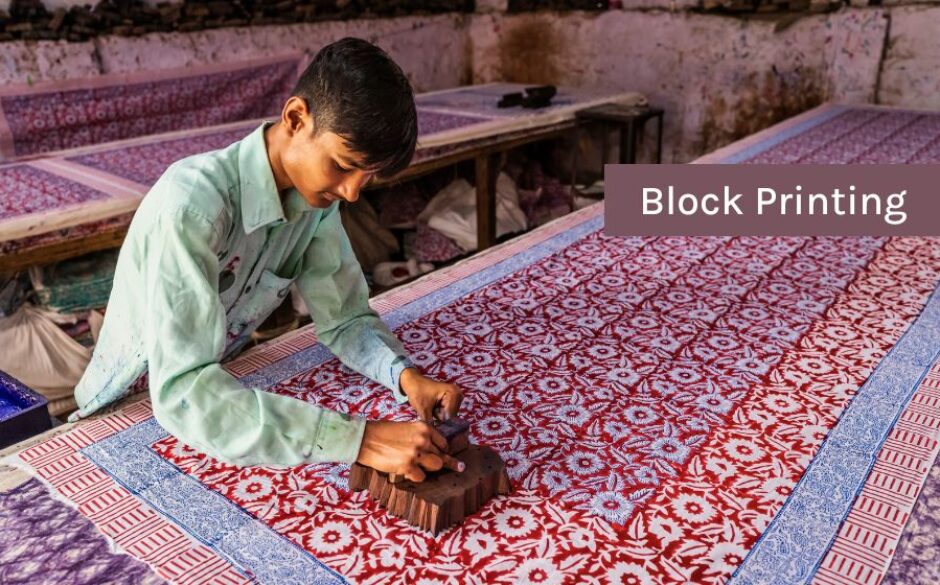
[281,96,310,136]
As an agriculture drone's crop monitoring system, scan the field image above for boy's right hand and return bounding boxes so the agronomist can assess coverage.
[357,420,464,482]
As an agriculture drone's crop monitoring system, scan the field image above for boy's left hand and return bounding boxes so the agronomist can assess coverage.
[399,367,464,422]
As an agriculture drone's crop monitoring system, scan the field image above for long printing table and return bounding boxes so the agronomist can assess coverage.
[2,103,940,585]
[0,82,645,272]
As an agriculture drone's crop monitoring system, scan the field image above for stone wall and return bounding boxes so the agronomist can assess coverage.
[1,1,939,161]
[470,9,890,161]
[0,13,473,92]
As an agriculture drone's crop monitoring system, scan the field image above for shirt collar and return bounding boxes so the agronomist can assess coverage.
[237,122,316,234]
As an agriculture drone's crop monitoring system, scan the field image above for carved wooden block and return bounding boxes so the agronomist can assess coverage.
[436,416,470,455]
[349,444,511,535]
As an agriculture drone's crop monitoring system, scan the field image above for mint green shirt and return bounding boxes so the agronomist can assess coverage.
[71,122,413,466]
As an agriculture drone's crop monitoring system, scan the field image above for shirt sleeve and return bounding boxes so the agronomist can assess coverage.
[144,206,366,466]
[295,202,415,404]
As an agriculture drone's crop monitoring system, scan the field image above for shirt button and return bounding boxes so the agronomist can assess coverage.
[219,270,235,292]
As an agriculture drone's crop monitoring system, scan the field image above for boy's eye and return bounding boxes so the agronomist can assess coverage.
[333,161,351,174]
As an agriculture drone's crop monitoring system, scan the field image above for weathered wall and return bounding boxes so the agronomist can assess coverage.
[0,14,472,93]
[1,5,939,161]
[877,6,940,109]
[470,9,889,162]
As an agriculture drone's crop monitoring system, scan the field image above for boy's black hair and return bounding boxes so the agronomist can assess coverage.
[293,37,418,179]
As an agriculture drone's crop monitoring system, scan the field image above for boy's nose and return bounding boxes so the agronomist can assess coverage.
[339,172,372,203]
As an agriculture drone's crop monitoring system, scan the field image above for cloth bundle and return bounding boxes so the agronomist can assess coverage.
[417,173,528,252]
[29,250,118,313]
[0,304,102,417]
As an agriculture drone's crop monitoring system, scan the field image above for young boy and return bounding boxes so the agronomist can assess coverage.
[71,38,463,483]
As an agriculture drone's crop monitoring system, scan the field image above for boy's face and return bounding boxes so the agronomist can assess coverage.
[279,98,376,209]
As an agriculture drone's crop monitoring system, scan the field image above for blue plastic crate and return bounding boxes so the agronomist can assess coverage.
[0,371,51,449]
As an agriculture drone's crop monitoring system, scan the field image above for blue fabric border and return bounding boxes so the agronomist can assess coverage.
[81,419,347,585]
[717,106,848,163]
[238,213,605,389]
[729,282,940,585]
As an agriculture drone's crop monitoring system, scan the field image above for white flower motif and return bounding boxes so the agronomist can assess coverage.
[514,558,564,585]
[624,406,658,425]
[768,326,800,342]
[566,450,603,475]
[569,527,596,550]
[695,393,732,414]
[648,437,690,463]
[796,356,833,375]
[617,290,644,305]
[464,532,496,558]
[607,367,641,387]
[555,405,590,425]
[604,420,631,440]
[671,494,716,523]
[667,367,702,384]
[605,561,655,585]
[763,393,801,414]
[518,323,546,336]
[747,408,778,426]
[688,308,718,322]
[442,362,465,378]
[379,546,405,568]
[650,335,680,352]
[591,491,634,524]
[651,380,679,396]
[502,450,532,480]
[562,297,588,310]
[475,376,508,395]
[734,357,771,376]
[706,334,739,351]
[292,493,319,514]
[705,456,734,481]
[477,416,511,436]
[466,322,493,337]
[760,477,794,503]
[462,351,494,367]
[799,424,829,444]
[537,376,569,394]
[795,299,824,313]
[706,541,747,574]
[233,476,273,502]
[494,508,537,538]
[587,344,616,359]
[724,438,764,463]
[529,344,561,360]
[649,516,681,547]
[541,470,570,491]
[402,328,430,343]
[577,315,604,330]
[307,521,353,555]
[631,315,659,329]
[341,384,369,402]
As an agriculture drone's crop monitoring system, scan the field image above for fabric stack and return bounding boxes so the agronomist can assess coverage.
[29,250,118,314]
[0,251,116,418]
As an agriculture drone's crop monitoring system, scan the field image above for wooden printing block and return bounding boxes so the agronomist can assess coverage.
[435,416,470,454]
[348,444,511,535]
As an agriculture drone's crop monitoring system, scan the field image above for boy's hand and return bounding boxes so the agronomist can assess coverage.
[357,420,464,482]
[399,367,464,422]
